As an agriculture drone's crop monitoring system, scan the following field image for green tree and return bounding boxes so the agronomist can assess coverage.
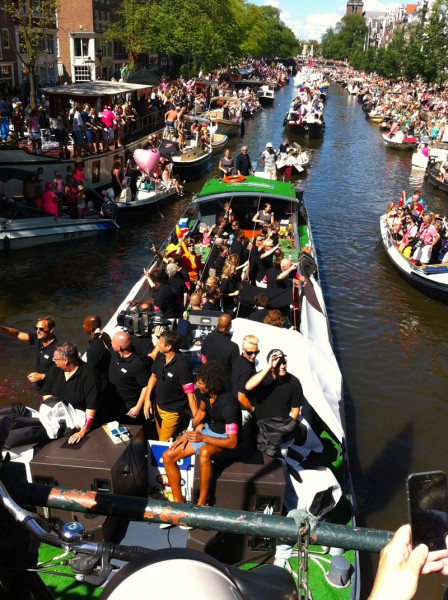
[2,0,59,109]
[420,0,448,84]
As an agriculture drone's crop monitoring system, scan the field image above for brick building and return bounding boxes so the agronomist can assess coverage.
[346,0,364,16]
[57,0,128,84]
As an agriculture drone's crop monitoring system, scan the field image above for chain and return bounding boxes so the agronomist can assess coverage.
[297,518,310,600]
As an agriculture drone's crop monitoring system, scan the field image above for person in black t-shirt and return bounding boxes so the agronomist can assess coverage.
[201,314,239,390]
[82,315,111,395]
[166,262,188,317]
[145,269,177,319]
[108,331,149,424]
[248,293,270,323]
[245,349,303,421]
[0,316,58,391]
[163,361,239,505]
[143,331,197,441]
[42,342,100,444]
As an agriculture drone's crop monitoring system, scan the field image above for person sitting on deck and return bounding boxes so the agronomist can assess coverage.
[411,212,440,267]
[162,361,239,505]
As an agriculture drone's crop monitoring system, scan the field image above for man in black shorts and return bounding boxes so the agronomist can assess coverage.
[0,316,58,391]
[163,361,239,505]
[245,349,303,421]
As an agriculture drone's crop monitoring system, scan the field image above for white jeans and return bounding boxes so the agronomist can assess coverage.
[412,244,432,264]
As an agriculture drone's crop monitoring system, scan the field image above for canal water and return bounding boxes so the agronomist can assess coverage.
[1,81,447,599]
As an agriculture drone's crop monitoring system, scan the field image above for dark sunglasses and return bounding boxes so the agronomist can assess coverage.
[245,350,260,357]
[35,326,49,332]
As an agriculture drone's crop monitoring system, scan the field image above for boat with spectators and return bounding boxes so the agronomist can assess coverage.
[98,175,360,599]
[0,82,164,198]
[204,97,242,137]
[381,132,418,150]
[380,211,448,302]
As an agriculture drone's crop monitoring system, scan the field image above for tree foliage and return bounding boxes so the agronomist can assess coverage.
[322,0,448,85]
[103,0,299,71]
[2,0,59,109]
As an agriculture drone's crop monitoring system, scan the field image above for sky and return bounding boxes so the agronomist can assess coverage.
[251,0,404,42]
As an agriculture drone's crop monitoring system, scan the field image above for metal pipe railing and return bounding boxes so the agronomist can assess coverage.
[20,483,393,553]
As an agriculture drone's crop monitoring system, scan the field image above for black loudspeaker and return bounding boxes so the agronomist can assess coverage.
[30,426,147,541]
[188,454,285,563]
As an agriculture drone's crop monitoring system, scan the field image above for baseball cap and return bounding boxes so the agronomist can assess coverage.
[266,142,273,148]
[266,349,286,361]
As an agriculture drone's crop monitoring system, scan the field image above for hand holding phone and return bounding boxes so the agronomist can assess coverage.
[407,470,448,551]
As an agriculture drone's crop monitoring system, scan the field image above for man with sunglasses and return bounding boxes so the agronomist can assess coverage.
[231,335,259,416]
[0,316,58,391]
[245,349,303,421]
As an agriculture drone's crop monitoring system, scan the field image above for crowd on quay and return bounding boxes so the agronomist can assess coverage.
[0,59,291,150]
[333,66,448,143]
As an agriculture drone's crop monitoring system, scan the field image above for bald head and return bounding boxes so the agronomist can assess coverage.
[218,314,232,332]
[190,293,202,309]
[112,331,132,354]
[281,258,293,271]
[83,315,101,335]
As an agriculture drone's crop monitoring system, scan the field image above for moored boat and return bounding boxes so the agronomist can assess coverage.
[0,82,164,197]
[204,97,242,137]
[425,161,448,193]
[0,196,118,251]
[380,214,448,302]
[256,85,275,107]
[210,132,228,155]
[381,132,418,150]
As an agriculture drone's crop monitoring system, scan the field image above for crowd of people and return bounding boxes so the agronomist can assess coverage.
[384,188,448,266]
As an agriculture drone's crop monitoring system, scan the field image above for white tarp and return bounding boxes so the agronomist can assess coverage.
[231,296,344,443]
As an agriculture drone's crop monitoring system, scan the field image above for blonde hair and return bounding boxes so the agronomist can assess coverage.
[242,335,259,349]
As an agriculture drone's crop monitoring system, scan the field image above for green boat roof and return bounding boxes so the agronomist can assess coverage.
[197,176,300,203]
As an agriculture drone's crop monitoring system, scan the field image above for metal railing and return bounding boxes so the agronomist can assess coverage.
[20,482,393,553]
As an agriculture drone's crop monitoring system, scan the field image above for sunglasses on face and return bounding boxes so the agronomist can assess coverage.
[35,326,49,332]
[245,350,259,357]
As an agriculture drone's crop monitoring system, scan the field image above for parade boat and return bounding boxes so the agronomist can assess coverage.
[380,214,448,302]
[99,176,179,221]
[3,176,361,598]
[283,107,324,139]
[256,85,275,107]
[276,150,310,179]
[0,195,118,251]
[204,97,242,137]
[381,132,419,150]
[0,82,164,197]
[94,175,360,599]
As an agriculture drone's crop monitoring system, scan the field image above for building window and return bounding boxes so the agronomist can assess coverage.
[74,37,90,57]
[2,29,9,49]
[94,9,99,29]
[74,65,92,82]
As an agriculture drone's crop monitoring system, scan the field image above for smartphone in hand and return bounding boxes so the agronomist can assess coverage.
[406,470,448,550]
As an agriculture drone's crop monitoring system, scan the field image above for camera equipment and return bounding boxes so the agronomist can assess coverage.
[116,308,171,337]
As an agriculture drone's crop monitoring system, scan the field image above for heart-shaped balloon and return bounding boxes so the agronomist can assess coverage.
[133,148,160,175]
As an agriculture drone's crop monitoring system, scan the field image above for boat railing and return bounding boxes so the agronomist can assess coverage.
[124,110,166,145]
[19,481,393,553]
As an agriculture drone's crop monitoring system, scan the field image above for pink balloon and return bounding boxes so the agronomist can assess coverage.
[133,148,160,175]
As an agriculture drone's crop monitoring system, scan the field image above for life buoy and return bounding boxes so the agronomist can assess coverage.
[222,175,246,183]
